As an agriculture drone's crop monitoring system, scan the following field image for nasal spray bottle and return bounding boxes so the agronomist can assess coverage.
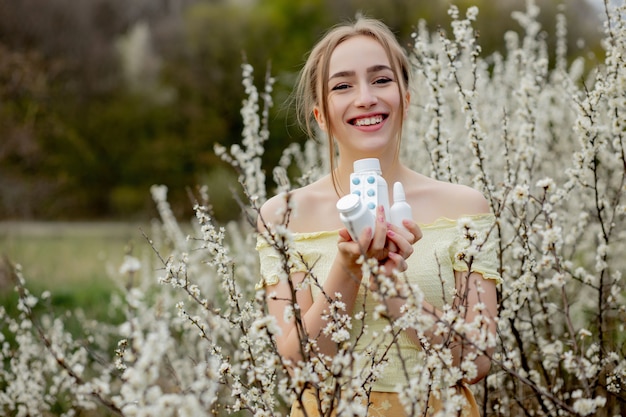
[337,158,412,240]
[390,182,413,231]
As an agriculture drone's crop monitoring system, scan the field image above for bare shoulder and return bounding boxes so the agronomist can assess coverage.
[439,181,490,216]
[257,192,292,232]
[409,174,490,222]
[257,175,341,233]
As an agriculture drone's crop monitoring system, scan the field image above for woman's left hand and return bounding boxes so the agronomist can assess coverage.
[377,218,421,275]
[386,219,421,257]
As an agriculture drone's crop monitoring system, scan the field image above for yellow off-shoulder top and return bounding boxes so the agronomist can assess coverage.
[256,213,501,392]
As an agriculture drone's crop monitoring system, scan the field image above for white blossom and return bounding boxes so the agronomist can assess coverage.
[2,3,626,416]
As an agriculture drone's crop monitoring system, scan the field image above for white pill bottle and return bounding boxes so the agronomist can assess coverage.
[349,158,390,221]
[336,193,375,241]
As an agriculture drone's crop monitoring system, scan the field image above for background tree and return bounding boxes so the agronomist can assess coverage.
[0,0,603,221]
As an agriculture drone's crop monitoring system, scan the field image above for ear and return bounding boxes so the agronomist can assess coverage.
[314,107,327,132]
[403,91,411,119]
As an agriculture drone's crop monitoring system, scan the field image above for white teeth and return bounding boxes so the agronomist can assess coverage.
[354,115,383,126]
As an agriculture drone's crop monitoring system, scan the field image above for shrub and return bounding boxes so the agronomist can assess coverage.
[1,2,624,416]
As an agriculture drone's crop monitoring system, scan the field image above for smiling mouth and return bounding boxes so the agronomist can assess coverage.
[351,115,386,127]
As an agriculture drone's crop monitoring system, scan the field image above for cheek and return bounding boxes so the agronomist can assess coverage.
[389,94,404,121]
[326,98,345,127]
[388,91,403,110]
[327,96,341,113]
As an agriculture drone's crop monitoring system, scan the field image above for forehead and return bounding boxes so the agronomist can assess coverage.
[328,35,390,75]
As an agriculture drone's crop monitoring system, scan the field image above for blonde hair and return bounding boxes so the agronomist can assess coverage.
[294,17,411,194]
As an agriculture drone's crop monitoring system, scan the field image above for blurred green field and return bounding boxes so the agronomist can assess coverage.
[0,223,155,416]
[0,222,149,319]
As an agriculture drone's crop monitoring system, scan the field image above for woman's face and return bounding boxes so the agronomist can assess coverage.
[315,35,404,158]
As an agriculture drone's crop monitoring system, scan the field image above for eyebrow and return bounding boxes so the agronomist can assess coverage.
[329,65,393,80]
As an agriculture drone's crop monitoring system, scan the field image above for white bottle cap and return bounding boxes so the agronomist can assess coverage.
[393,182,406,202]
[336,193,361,213]
[353,158,381,173]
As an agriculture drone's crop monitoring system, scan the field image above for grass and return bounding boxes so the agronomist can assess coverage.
[0,221,150,321]
[0,222,155,415]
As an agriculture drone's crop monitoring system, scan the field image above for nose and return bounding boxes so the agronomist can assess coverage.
[354,84,377,108]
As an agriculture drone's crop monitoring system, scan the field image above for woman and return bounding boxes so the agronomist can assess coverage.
[256,17,500,416]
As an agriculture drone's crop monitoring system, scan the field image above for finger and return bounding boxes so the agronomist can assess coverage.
[387,240,399,254]
[337,228,372,268]
[386,221,412,242]
[386,228,415,259]
[402,220,422,243]
[338,225,373,252]
[338,228,352,243]
[388,220,422,244]
[387,251,408,273]
[357,226,373,250]
[386,231,399,253]
[371,206,389,258]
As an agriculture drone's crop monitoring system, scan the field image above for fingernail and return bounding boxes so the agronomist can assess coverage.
[387,230,395,237]
[378,206,385,222]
